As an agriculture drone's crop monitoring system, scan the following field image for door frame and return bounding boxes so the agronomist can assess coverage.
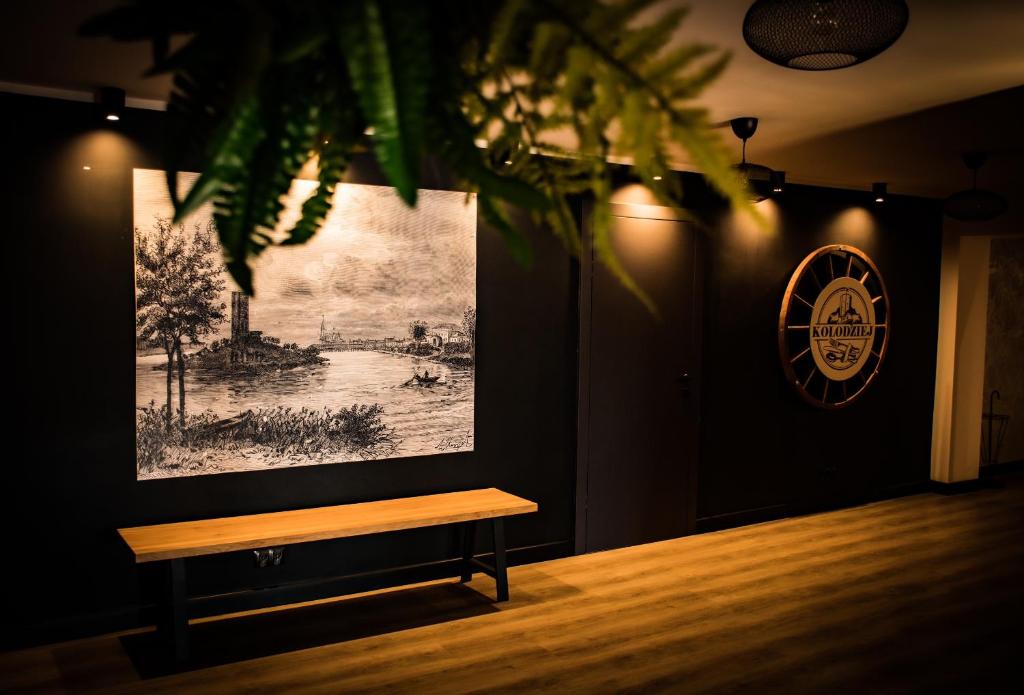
[575,200,705,555]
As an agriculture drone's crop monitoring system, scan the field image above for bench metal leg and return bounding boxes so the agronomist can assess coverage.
[458,519,510,602]
[459,521,476,583]
[163,558,189,663]
[492,518,509,602]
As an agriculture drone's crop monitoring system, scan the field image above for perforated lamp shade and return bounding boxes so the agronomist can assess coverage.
[743,0,909,71]
[943,152,1008,222]
[944,189,1007,222]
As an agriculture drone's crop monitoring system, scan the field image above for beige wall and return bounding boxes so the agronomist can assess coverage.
[931,231,991,483]
[984,237,1024,465]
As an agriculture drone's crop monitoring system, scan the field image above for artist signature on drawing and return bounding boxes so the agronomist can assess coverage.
[436,430,473,451]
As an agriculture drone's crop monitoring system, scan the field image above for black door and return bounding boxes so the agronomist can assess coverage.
[578,202,701,553]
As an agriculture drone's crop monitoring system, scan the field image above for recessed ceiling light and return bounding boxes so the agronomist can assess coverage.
[82,165,92,171]
[653,175,663,181]
[771,170,785,193]
[96,86,125,123]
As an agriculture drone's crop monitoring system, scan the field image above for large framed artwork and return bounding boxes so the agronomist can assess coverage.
[134,169,476,479]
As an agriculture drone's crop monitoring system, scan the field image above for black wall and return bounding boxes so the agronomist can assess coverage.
[697,187,943,527]
[4,93,578,645]
[3,92,946,646]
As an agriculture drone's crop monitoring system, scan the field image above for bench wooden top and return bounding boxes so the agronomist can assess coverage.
[119,488,537,563]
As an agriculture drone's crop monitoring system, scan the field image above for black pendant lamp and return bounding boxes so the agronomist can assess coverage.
[731,117,774,202]
[944,152,1007,222]
[743,0,910,71]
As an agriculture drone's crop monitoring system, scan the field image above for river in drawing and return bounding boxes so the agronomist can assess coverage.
[133,168,476,479]
[136,350,473,478]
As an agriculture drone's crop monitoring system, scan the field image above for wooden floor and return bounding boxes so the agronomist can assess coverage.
[5,475,1023,694]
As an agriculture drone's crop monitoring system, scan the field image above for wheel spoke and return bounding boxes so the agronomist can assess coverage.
[809,265,823,289]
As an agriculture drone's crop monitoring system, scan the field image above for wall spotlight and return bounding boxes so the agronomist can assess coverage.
[771,170,786,194]
[652,175,663,181]
[96,86,125,122]
[872,182,887,203]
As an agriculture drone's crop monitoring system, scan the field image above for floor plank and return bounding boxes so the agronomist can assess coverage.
[3,476,1023,694]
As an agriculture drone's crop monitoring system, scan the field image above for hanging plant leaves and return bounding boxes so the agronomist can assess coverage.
[83,0,761,306]
[338,1,430,206]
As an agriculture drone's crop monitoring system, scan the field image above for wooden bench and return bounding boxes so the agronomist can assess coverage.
[118,488,537,662]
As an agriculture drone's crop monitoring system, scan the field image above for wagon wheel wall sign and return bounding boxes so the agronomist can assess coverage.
[778,245,891,409]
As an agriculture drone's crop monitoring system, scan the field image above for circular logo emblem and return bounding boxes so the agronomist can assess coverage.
[778,245,890,409]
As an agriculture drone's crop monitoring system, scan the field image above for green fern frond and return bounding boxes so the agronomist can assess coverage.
[589,180,657,315]
[488,0,528,65]
[614,7,688,63]
[582,0,662,36]
[85,0,750,310]
[643,42,716,82]
[480,194,532,265]
[339,0,430,206]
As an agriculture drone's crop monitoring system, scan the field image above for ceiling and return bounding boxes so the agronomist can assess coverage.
[684,0,1024,147]
[1,0,1022,203]
[677,0,1024,206]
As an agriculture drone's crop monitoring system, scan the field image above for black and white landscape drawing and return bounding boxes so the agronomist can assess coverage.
[134,169,476,479]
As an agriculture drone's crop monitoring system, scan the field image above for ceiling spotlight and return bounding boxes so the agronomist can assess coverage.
[730,117,774,202]
[743,0,909,71]
[652,175,663,181]
[771,170,786,194]
[96,86,125,123]
[944,152,1007,222]
[873,182,887,203]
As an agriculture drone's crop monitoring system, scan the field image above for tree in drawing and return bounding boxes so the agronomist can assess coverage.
[135,219,226,428]
[462,306,476,356]
[409,320,428,343]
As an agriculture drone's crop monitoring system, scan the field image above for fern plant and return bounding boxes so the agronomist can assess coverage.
[84,0,755,307]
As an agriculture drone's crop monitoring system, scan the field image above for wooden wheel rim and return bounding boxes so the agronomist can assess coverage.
[777,244,891,410]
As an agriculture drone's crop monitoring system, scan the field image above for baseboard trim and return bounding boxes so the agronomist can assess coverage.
[930,461,1024,492]
[696,481,930,533]
[695,504,790,532]
[6,539,572,652]
[929,478,995,495]
[980,459,1024,477]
